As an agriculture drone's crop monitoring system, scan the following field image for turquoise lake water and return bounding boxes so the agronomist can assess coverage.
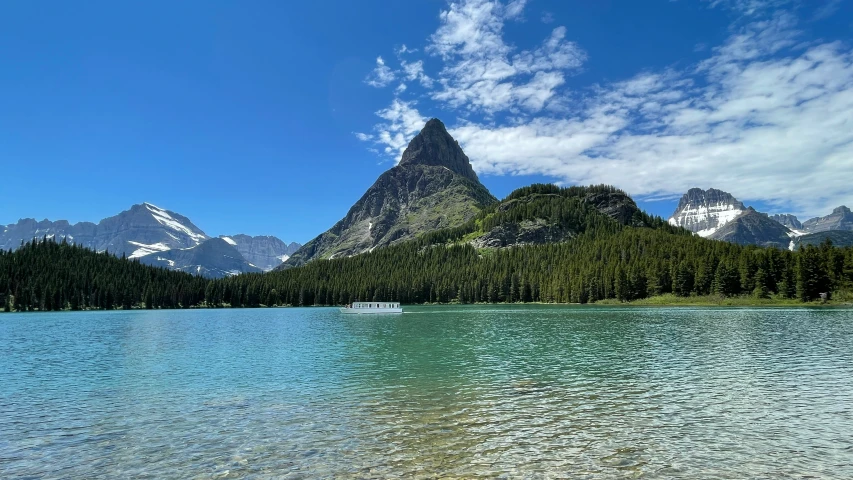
[1,306,852,478]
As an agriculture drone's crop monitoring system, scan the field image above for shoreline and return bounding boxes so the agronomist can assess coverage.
[3,297,852,313]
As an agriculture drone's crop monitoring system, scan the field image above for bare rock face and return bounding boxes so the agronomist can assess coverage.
[470,218,575,248]
[583,191,644,226]
[219,234,301,271]
[708,208,792,249]
[769,214,803,231]
[668,188,745,237]
[398,118,480,183]
[802,206,853,233]
[279,118,497,269]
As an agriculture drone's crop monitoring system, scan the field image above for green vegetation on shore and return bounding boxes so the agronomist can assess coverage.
[594,293,852,307]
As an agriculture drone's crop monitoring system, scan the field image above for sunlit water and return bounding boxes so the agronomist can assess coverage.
[1,306,852,478]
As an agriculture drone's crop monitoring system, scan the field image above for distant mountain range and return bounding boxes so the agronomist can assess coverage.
[0,203,301,278]
[668,188,853,249]
[3,120,850,280]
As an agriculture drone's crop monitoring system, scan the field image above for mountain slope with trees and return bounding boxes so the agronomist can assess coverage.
[215,185,853,307]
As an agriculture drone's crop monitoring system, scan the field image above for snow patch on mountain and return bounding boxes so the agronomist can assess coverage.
[128,241,171,259]
[668,188,746,237]
[144,203,206,243]
[221,236,237,246]
[669,203,744,237]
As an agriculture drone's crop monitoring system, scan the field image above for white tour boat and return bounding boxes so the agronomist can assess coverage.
[340,301,403,314]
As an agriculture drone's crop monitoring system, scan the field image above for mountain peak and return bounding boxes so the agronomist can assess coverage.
[398,118,480,182]
[677,188,745,211]
[669,187,746,237]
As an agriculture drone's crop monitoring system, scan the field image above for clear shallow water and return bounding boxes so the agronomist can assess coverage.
[1,306,852,479]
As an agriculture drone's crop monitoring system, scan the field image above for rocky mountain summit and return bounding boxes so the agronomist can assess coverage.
[219,235,301,272]
[802,206,853,233]
[280,118,497,268]
[670,187,853,250]
[1,204,299,277]
[768,214,803,231]
[0,203,207,257]
[668,188,791,248]
[667,188,745,237]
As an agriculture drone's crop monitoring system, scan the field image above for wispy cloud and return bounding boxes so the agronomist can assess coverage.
[812,0,842,20]
[703,0,793,16]
[365,56,396,88]
[358,0,853,218]
[372,99,427,158]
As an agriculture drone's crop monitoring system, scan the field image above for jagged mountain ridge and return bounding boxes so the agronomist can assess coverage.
[668,188,791,248]
[220,235,301,272]
[1,204,299,277]
[667,188,745,237]
[0,203,208,257]
[769,214,803,231]
[279,118,497,269]
[802,206,853,233]
[138,238,262,278]
[669,187,853,250]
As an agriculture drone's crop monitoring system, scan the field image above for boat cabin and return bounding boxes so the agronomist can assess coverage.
[348,302,400,309]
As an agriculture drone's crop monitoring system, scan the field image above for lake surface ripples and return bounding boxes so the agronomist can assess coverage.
[1,306,852,478]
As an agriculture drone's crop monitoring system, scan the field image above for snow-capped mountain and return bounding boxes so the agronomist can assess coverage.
[0,202,208,257]
[670,189,853,251]
[219,235,302,272]
[1,203,299,277]
[667,188,745,237]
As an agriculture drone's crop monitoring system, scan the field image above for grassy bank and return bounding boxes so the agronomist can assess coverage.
[595,292,853,307]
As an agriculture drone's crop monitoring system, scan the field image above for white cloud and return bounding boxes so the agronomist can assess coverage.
[365,56,396,88]
[704,0,793,16]
[426,0,585,114]
[401,60,433,87]
[397,44,417,55]
[453,26,853,218]
[361,1,853,218]
[369,99,427,158]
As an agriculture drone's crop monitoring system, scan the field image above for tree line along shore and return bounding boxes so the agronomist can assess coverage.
[1,228,850,312]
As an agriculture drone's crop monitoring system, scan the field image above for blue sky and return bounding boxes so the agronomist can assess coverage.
[1,0,851,243]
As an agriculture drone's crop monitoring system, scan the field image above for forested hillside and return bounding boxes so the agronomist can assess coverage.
[214,185,853,307]
[215,225,852,307]
[0,238,206,311]
[3,185,852,312]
